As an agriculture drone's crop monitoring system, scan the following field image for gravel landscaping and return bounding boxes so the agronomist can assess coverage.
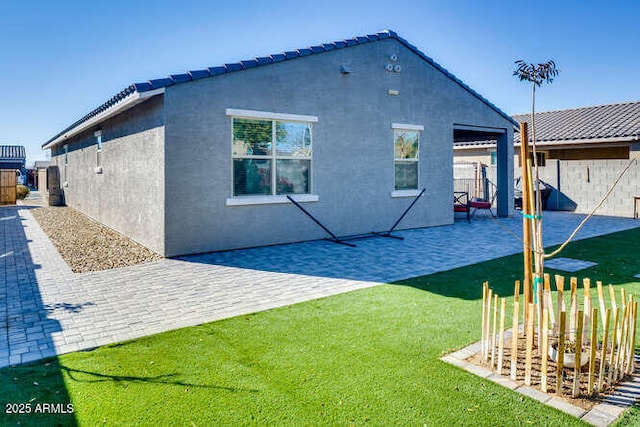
[31,206,162,273]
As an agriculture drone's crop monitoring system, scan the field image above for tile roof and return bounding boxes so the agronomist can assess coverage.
[43,30,516,148]
[454,101,640,149]
[0,145,26,160]
[513,101,640,144]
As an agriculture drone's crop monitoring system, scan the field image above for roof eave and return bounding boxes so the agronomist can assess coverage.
[454,135,640,151]
[43,30,517,149]
[514,135,640,147]
[42,88,165,150]
[453,143,497,150]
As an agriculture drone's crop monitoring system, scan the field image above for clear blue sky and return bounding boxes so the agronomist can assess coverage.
[2,0,639,164]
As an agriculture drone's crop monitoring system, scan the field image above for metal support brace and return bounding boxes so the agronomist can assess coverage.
[375,188,426,239]
[286,196,356,247]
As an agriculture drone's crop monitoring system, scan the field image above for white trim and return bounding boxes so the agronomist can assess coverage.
[391,189,421,198]
[43,88,165,150]
[453,123,507,133]
[226,194,319,206]
[454,143,497,151]
[515,136,639,147]
[226,108,318,123]
[391,123,424,131]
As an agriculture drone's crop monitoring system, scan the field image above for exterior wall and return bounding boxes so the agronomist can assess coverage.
[0,161,24,169]
[453,148,493,168]
[51,96,165,254]
[163,38,514,256]
[525,157,640,217]
[510,142,640,217]
[630,141,640,159]
[36,168,47,193]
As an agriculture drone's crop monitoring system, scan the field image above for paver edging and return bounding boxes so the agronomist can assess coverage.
[442,338,640,426]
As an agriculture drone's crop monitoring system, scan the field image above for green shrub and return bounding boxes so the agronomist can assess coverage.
[16,184,30,199]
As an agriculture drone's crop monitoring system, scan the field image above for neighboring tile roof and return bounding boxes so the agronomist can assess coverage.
[454,101,640,149]
[513,101,640,144]
[0,145,26,160]
[43,30,516,148]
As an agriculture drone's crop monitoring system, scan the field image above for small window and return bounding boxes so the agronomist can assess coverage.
[95,129,103,151]
[393,126,422,191]
[63,144,68,166]
[231,115,313,196]
[531,151,546,167]
[518,151,547,167]
[95,130,103,167]
[490,150,497,166]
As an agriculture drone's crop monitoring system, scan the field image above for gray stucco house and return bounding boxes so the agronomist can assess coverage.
[43,30,516,257]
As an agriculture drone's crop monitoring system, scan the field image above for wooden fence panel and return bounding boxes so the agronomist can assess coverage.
[0,170,17,205]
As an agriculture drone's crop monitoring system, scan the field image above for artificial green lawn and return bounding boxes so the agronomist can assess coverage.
[2,227,640,426]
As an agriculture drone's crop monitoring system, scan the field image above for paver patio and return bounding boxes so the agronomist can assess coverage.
[1,204,639,368]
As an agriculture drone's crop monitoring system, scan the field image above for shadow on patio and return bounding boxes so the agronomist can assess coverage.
[177,212,640,287]
[0,205,77,426]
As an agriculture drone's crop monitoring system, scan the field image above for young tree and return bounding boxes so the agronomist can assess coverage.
[513,60,559,298]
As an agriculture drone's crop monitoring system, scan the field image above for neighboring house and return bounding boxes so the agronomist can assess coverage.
[0,145,26,204]
[33,160,52,193]
[454,101,640,217]
[0,145,26,185]
[42,30,516,257]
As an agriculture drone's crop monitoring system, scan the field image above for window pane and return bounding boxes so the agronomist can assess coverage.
[394,130,419,160]
[233,159,272,195]
[276,159,310,194]
[276,122,312,157]
[395,161,418,190]
[233,118,272,156]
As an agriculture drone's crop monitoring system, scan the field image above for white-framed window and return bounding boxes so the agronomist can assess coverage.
[392,124,423,191]
[228,109,316,198]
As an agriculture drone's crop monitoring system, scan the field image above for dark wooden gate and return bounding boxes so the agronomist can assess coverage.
[0,169,17,205]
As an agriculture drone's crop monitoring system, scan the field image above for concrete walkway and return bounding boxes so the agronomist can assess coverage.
[1,205,639,368]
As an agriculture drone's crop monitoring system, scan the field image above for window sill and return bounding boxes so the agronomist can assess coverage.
[391,189,421,198]
[226,194,319,206]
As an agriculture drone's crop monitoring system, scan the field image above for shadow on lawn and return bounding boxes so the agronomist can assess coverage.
[59,364,259,393]
[0,205,77,426]
[392,226,640,302]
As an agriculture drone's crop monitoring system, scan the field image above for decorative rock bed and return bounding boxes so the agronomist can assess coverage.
[31,206,162,273]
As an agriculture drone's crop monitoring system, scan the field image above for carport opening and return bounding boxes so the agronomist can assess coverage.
[453,125,510,217]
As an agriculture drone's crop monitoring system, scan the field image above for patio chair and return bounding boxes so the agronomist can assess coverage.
[469,186,498,218]
[454,191,470,223]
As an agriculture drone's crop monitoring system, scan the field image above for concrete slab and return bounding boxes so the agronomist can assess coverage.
[545,257,598,273]
[516,385,553,404]
[487,373,519,390]
[466,364,495,378]
[581,408,618,427]
[547,397,587,418]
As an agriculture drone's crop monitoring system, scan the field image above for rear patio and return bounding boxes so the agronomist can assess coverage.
[1,205,639,368]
